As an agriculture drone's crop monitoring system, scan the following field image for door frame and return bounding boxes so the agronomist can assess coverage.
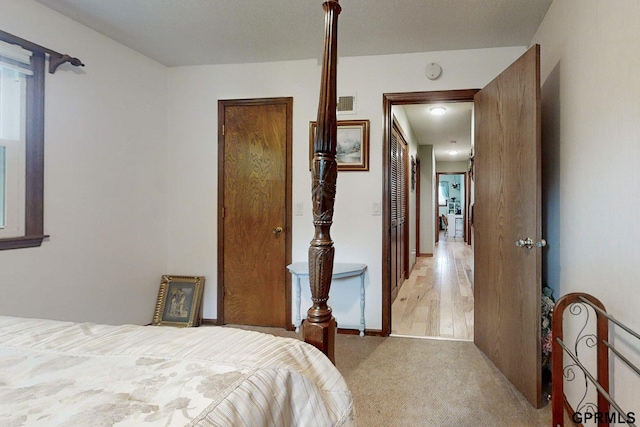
[382,89,478,336]
[217,97,293,329]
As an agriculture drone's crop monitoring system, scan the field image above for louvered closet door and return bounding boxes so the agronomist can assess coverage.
[398,136,408,281]
[390,124,409,303]
[390,129,399,301]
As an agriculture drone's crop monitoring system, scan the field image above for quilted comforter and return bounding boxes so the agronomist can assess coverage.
[0,315,355,426]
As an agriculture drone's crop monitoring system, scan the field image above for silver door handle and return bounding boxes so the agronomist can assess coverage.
[515,237,546,249]
[515,238,533,248]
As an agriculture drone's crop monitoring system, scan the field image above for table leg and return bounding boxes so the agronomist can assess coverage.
[295,276,302,333]
[359,273,365,337]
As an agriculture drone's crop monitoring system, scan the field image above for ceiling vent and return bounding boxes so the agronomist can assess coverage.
[337,93,357,115]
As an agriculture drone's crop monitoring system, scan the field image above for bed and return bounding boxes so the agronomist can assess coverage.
[0,315,355,426]
[552,293,639,426]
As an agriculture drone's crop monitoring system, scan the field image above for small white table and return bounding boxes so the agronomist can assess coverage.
[447,214,464,238]
[287,262,367,336]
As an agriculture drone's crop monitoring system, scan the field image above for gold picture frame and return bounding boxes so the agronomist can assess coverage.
[152,275,205,327]
[309,119,370,171]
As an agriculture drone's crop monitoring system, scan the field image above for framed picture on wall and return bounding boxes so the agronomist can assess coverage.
[152,275,205,327]
[309,119,370,171]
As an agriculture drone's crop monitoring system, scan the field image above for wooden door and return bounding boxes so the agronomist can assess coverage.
[473,45,542,407]
[390,123,409,303]
[218,98,292,328]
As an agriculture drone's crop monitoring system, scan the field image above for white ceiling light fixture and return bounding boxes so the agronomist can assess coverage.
[430,106,446,116]
[449,140,458,156]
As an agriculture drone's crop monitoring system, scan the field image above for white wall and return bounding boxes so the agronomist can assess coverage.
[531,0,640,415]
[0,0,168,325]
[418,145,435,255]
[436,161,468,173]
[167,47,526,331]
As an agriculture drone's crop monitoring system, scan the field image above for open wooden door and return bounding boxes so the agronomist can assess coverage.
[473,45,543,408]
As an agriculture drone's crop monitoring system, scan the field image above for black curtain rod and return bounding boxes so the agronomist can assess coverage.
[0,29,84,74]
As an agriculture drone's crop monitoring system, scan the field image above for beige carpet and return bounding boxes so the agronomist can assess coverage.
[226,326,551,426]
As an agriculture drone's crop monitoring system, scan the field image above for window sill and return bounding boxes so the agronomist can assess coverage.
[0,234,48,250]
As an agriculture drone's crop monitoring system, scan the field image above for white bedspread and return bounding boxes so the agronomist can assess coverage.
[0,316,355,427]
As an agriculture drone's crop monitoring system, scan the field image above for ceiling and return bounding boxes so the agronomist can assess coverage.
[402,102,473,162]
[34,0,552,161]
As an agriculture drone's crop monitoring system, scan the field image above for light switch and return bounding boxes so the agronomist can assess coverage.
[372,202,381,216]
[295,203,304,216]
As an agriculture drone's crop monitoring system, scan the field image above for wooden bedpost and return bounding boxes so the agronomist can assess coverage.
[303,0,341,363]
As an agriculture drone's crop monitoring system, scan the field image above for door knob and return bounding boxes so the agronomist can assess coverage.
[515,238,533,249]
[273,226,283,235]
[515,237,546,249]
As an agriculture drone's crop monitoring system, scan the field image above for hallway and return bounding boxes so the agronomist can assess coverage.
[391,233,474,340]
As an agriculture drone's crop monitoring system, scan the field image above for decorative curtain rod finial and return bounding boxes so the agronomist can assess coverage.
[49,53,85,74]
[0,29,85,75]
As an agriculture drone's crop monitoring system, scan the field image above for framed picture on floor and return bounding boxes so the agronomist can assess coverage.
[152,275,205,327]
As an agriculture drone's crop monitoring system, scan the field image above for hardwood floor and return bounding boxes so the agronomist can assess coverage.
[391,233,474,340]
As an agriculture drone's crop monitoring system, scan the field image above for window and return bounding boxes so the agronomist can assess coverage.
[0,46,30,239]
[0,31,81,250]
[0,146,5,226]
[0,33,46,250]
[438,181,448,206]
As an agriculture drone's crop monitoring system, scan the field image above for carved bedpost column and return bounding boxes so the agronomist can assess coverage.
[302,0,341,363]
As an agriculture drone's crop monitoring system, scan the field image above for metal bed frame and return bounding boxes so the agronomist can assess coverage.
[552,292,639,426]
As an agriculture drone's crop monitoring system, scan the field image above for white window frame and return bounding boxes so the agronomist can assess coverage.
[0,29,82,250]
[0,64,28,238]
[0,35,45,250]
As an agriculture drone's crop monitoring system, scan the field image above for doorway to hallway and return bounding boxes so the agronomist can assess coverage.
[383,89,475,341]
[391,234,473,340]
[381,89,477,336]
[383,46,543,407]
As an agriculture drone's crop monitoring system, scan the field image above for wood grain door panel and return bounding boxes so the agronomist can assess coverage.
[218,99,292,328]
[473,45,542,407]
